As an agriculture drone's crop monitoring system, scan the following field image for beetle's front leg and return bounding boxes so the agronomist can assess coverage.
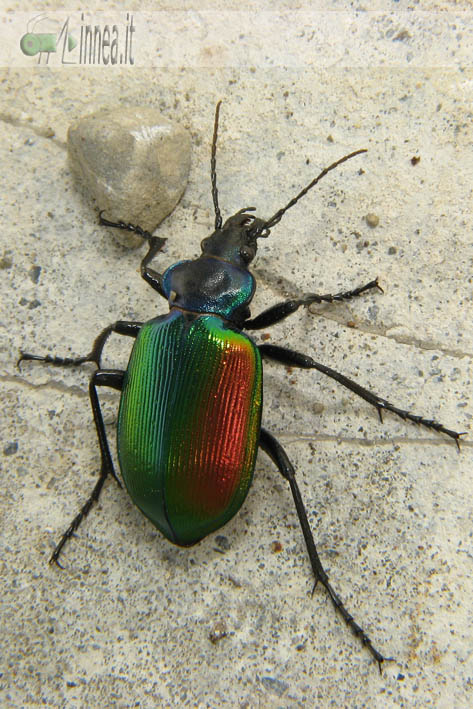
[259,344,465,447]
[244,278,382,329]
[18,321,142,370]
[99,212,167,297]
[259,427,391,671]
[50,369,124,567]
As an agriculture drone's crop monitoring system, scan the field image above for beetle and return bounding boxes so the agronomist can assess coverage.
[20,102,463,670]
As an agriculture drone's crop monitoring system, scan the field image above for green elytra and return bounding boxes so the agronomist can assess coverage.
[117,310,262,546]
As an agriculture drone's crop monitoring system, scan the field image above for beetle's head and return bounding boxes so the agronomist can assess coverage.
[204,101,367,271]
[200,207,270,269]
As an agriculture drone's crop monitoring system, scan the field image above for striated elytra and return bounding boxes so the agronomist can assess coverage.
[118,310,262,546]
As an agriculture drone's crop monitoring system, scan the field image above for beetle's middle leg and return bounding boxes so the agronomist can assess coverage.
[244,278,381,329]
[18,321,142,370]
[259,344,464,446]
[259,427,390,671]
[50,369,124,567]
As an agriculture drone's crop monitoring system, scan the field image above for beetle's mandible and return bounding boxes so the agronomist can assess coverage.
[20,102,464,671]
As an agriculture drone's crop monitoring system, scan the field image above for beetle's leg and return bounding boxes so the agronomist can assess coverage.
[18,321,142,370]
[99,212,153,240]
[140,234,167,297]
[245,278,381,330]
[259,344,465,447]
[259,427,391,671]
[50,369,124,567]
[99,213,167,297]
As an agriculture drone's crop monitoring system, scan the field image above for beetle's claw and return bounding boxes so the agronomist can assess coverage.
[49,554,64,569]
[455,432,467,451]
[374,277,384,294]
[17,351,43,369]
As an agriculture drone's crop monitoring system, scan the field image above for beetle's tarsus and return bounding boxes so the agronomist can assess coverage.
[99,211,153,241]
[18,349,97,369]
[377,402,465,445]
[321,573,390,668]
[19,322,142,373]
[245,277,381,330]
[18,351,50,367]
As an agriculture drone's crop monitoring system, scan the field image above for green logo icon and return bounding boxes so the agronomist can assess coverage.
[20,15,76,60]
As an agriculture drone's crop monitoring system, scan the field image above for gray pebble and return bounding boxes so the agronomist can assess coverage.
[365,212,379,228]
[68,106,191,247]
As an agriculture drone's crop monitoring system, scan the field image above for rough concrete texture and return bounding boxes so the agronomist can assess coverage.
[1,3,472,708]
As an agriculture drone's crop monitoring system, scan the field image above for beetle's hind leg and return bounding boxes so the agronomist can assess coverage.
[259,344,465,447]
[50,369,124,567]
[244,278,382,329]
[18,321,142,370]
[259,427,391,671]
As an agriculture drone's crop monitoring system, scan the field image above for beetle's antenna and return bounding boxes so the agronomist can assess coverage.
[253,149,367,235]
[211,101,223,230]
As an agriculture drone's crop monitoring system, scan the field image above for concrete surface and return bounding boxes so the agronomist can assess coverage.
[1,3,472,707]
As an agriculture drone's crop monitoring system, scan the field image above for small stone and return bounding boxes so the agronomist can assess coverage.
[29,265,41,283]
[0,254,13,269]
[208,621,227,644]
[68,107,191,247]
[365,212,379,228]
[4,442,18,455]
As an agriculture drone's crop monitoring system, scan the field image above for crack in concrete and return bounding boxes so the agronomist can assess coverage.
[257,304,471,361]
[0,111,66,146]
[310,313,471,360]
[277,432,471,449]
[252,268,471,359]
[3,374,111,399]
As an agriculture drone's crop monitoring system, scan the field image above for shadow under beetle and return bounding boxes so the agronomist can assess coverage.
[20,102,464,671]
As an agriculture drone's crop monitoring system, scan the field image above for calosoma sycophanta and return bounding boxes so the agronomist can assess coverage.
[20,102,463,670]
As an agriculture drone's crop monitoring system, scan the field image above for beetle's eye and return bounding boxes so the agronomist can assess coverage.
[200,237,210,249]
[240,246,255,263]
